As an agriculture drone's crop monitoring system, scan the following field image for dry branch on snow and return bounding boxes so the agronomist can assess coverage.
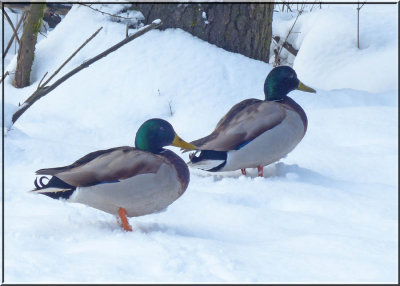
[10,20,163,127]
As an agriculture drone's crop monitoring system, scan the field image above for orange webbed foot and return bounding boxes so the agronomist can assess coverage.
[257,166,264,177]
[118,207,132,232]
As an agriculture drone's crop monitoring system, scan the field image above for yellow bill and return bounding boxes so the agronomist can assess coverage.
[172,134,197,150]
[297,80,316,93]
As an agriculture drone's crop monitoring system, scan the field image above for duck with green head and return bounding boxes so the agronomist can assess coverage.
[33,118,196,231]
[188,66,316,177]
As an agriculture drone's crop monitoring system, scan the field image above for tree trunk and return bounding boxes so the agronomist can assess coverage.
[13,3,46,88]
[128,3,273,63]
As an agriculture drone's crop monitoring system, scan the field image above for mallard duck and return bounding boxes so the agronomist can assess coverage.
[33,118,196,231]
[188,66,316,177]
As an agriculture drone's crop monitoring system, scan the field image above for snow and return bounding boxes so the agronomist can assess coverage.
[202,11,209,25]
[91,4,144,27]
[2,3,398,283]
[272,4,398,93]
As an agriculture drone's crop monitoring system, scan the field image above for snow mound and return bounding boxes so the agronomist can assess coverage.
[273,5,398,93]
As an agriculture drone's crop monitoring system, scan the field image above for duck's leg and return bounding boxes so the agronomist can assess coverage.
[118,207,132,232]
[257,166,264,177]
[241,168,247,175]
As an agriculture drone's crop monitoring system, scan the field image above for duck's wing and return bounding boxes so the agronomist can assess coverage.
[36,146,125,175]
[36,147,165,187]
[191,99,286,151]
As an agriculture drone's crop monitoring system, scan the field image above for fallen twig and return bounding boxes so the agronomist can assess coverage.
[38,26,103,90]
[11,20,163,126]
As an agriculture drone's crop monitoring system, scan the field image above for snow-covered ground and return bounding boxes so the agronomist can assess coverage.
[2,4,398,283]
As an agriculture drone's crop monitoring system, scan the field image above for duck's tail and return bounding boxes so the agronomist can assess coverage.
[187,150,227,172]
[32,175,76,200]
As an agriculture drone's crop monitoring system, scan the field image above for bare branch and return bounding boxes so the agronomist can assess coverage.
[4,10,26,58]
[282,1,292,12]
[11,20,163,125]
[38,26,103,90]
[3,9,21,45]
[274,9,302,65]
[356,2,366,48]
[0,71,10,84]
[273,48,280,67]
[283,9,302,47]
[273,36,298,56]
[4,3,71,15]
[168,100,174,116]
[37,72,48,91]
[79,3,134,20]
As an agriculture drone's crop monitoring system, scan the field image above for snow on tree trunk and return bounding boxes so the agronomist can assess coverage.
[13,3,46,88]
[128,3,273,63]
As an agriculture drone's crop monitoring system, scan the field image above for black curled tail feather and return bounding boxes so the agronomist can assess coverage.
[33,175,76,200]
[33,175,75,190]
[34,176,50,190]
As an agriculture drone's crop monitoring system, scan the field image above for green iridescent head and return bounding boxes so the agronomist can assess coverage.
[264,66,316,101]
[135,118,196,153]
